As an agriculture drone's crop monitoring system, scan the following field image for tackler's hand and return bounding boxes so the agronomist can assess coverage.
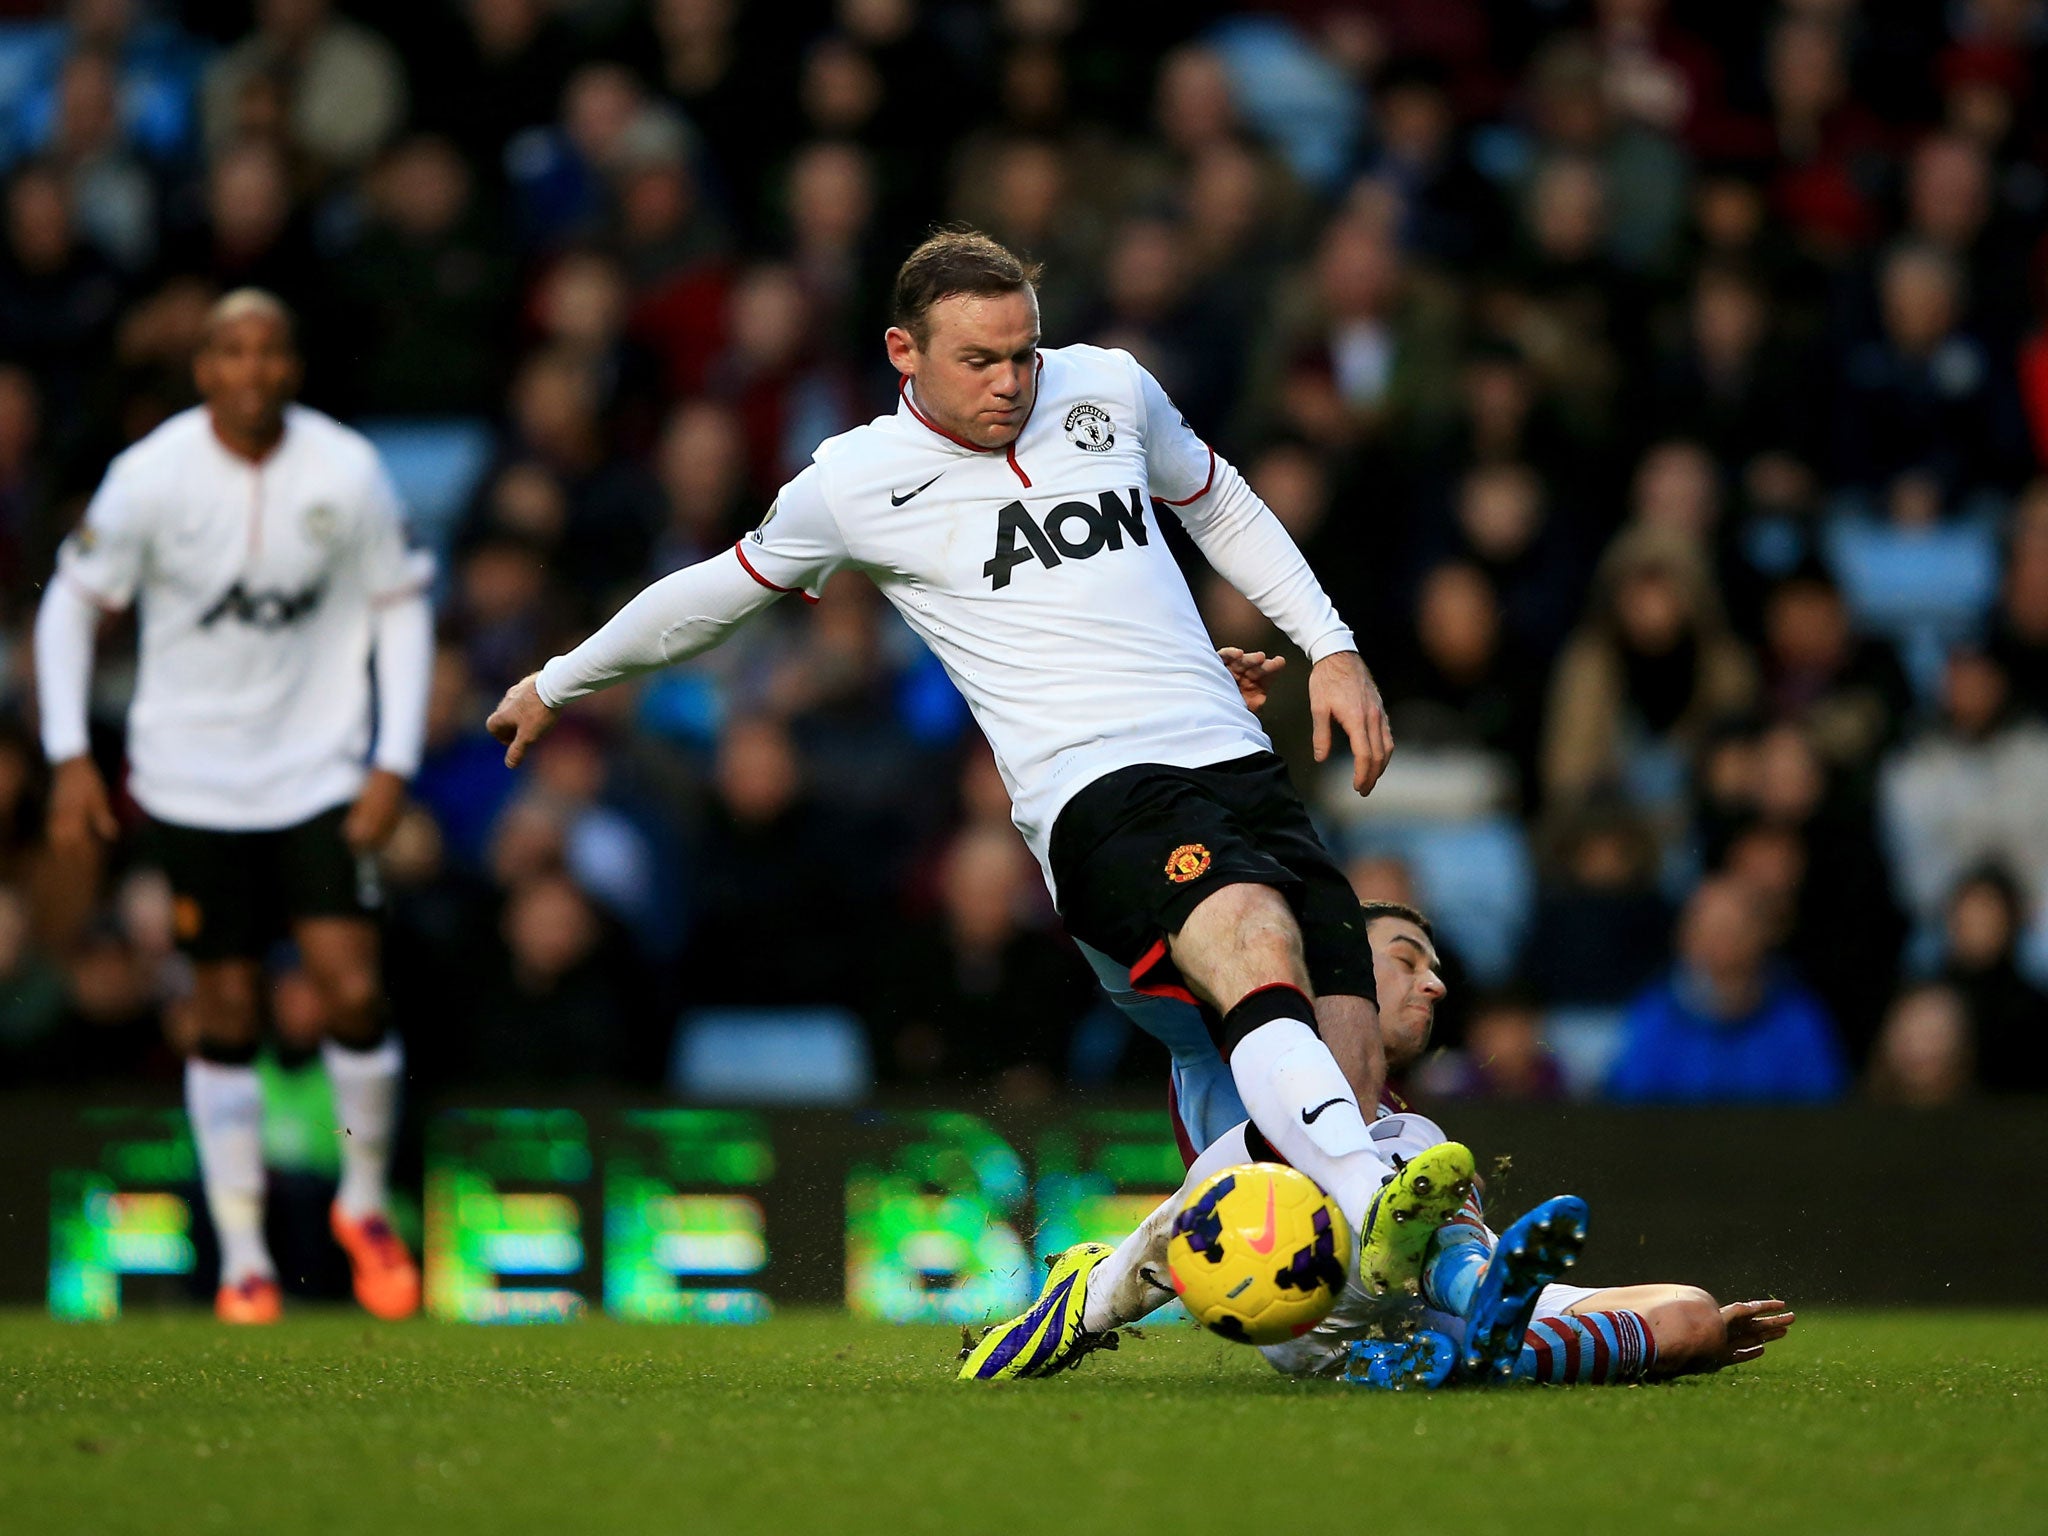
[1714,1299,1797,1369]
[1217,647,1287,714]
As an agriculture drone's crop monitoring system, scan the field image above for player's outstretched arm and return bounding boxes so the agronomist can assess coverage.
[488,547,786,768]
[1309,650,1394,796]
[1135,363,1389,791]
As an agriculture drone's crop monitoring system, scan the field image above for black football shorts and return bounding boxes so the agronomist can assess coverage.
[1047,752,1376,1006]
[145,802,382,962]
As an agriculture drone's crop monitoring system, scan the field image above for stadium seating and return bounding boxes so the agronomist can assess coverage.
[1541,1007,1631,1099]
[357,418,495,557]
[669,1007,873,1104]
[1824,513,2000,699]
[1344,815,1535,986]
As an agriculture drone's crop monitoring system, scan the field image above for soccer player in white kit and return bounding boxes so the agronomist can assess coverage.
[489,231,1479,1375]
[35,290,434,1323]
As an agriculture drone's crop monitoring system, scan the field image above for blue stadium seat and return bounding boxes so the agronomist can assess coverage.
[1346,816,1534,986]
[1542,1007,1630,1099]
[1823,515,1999,700]
[358,418,495,555]
[669,1007,872,1104]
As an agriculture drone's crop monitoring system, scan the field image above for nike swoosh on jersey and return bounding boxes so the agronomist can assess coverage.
[1301,1097,1349,1125]
[891,474,944,505]
[1246,1182,1278,1254]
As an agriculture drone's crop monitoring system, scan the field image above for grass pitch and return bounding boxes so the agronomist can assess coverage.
[2,1309,2040,1536]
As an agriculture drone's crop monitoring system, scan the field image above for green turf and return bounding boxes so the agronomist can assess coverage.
[1,1308,2040,1536]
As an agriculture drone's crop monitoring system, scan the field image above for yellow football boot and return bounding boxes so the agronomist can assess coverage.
[1356,1141,1477,1296]
[957,1242,1119,1381]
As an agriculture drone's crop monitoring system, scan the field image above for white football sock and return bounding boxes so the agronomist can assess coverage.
[321,1034,403,1219]
[1081,1124,1256,1333]
[1228,1016,1396,1228]
[184,1058,274,1285]
[1081,1194,1181,1333]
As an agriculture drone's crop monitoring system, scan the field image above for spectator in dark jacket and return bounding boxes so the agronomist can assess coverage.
[1832,241,2024,519]
[1940,865,2048,1094]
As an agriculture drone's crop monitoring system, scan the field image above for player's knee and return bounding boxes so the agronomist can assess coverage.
[308,964,381,1034]
[1199,883,1301,962]
[192,968,262,1047]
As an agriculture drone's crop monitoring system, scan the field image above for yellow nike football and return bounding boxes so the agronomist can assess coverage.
[1165,1163,1348,1344]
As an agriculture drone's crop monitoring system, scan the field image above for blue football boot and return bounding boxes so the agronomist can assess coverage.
[1339,1329,1458,1391]
[1459,1195,1589,1382]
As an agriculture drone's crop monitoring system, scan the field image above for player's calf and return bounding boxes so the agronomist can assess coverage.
[1517,1308,1659,1385]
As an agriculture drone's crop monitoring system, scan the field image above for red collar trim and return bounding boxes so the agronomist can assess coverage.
[897,375,983,450]
[897,357,1045,486]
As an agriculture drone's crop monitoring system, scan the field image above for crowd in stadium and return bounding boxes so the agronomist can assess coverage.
[2,0,2046,1106]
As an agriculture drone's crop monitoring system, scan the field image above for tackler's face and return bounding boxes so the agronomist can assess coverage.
[888,289,1041,450]
[1370,917,1446,1068]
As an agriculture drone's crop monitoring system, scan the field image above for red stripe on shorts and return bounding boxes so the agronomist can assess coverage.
[1166,1075,1197,1169]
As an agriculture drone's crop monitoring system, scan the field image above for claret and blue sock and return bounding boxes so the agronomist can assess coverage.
[1517,1310,1660,1384]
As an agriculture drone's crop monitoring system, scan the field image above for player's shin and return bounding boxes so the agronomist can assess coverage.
[321,1029,402,1218]
[1222,988,1389,1225]
[185,1052,274,1283]
[1516,1311,1660,1385]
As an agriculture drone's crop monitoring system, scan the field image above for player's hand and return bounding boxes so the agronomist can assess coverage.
[1309,649,1392,795]
[47,755,118,852]
[487,673,558,769]
[1217,647,1286,713]
[342,769,407,855]
[1712,1299,1797,1369]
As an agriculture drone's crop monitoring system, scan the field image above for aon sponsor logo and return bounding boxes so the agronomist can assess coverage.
[982,488,1149,590]
[198,578,327,630]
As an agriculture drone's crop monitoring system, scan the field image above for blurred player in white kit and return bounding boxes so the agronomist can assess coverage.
[35,290,433,1323]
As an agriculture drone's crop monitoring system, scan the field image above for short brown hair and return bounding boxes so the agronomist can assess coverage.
[891,228,1042,347]
[1359,901,1435,945]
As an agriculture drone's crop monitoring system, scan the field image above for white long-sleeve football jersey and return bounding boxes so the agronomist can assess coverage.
[40,405,433,830]
[538,344,1356,872]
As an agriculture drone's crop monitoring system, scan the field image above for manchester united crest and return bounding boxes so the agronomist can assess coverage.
[1065,402,1114,452]
[1165,843,1212,883]
[303,503,339,545]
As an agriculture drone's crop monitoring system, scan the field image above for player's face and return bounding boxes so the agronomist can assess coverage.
[194,312,300,442]
[888,290,1040,449]
[1369,918,1445,1067]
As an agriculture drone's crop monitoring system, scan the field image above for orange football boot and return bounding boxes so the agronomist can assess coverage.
[330,1205,421,1320]
[216,1276,283,1324]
